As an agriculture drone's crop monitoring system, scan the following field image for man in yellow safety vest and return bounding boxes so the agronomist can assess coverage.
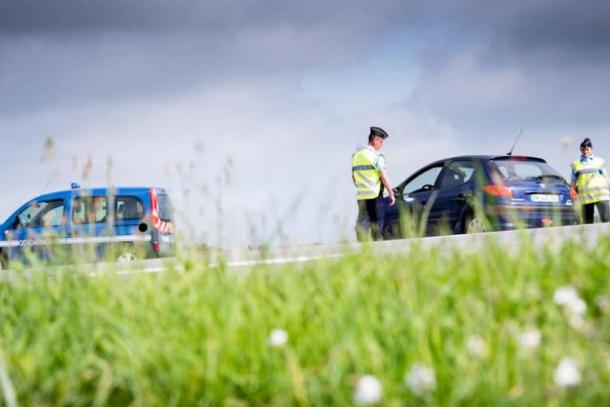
[570,137,610,223]
[352,126,396,241]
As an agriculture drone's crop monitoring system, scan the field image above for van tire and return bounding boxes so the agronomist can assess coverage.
[117,252,138,262]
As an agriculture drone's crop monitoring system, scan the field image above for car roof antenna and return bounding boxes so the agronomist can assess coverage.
[507,129,524,156]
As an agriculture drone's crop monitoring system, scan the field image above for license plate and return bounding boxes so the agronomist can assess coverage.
[530,194,560,203]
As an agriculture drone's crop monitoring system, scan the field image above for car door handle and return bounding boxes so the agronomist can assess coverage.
[454,194,466,202]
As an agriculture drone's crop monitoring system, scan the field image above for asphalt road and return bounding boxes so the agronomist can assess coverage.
[128,222,610,274]
[4,223,609,275]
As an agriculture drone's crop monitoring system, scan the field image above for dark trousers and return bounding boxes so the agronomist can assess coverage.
[582,200,610,223]
[356,196,385,241]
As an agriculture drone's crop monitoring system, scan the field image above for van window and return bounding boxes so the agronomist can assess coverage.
[158,194,173,221]
[115,196,144,221]
[15,199,65,229]
[72,196,108,224]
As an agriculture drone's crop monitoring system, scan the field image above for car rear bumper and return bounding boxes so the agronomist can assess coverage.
[487,205,579,229]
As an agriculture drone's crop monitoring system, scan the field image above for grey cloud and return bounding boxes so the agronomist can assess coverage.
[0,1,413,36]
[400,1,610,134]
[408,0,610,54]
[3,2,610,131]
[0,1,416,116]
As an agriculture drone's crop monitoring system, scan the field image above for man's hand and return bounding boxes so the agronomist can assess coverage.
[388,192,396,206]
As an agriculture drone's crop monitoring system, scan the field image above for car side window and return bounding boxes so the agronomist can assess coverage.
[14,199,65,229]
[438,160,476,189]
[403,166,443,196]
[115,196,144,221]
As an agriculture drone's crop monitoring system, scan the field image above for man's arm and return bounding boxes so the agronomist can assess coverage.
[600,164,610,189]
[570,164,578,194]
[380,169,395,205]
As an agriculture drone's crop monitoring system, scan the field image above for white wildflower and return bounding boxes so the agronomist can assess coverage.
[518,329,541,350]
[566,313,592,334]
[554,286,579,306]
[353,375,383,405]
[268,328,288,347]
[554,286,587,319]
[466,336,488,357]
[566,297,587,315]
[405,363,436,395]
[554,357,581,387]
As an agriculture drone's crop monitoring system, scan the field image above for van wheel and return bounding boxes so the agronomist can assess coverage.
[464,213,486,234]
[117,252,138,262]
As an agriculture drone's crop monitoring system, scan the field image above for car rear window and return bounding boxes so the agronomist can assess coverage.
[158,193,173,221]
[489,158,563,182]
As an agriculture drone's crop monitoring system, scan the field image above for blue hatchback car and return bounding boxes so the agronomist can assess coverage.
[0,185,175,269]
[383,155,579,238]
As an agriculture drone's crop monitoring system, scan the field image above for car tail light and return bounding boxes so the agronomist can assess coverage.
[149,188,161,253]
[483,184,513,199]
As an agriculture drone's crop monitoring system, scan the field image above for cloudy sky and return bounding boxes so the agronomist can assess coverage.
[1,0,609,246]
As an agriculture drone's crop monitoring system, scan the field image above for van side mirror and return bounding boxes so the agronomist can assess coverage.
[11,217,21,230]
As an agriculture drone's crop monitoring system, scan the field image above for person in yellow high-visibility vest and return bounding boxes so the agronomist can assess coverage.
[352,126,396,241]
[570,137,610,223]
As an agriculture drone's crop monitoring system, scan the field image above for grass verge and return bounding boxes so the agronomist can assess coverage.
[1,234,609,405]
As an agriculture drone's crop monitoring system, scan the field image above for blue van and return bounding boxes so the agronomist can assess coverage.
[0,185,175,269]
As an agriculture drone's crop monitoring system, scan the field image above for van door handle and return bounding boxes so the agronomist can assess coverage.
[454,193,466,202]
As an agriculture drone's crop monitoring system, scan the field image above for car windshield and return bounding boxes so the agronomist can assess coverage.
[489,158,564,183]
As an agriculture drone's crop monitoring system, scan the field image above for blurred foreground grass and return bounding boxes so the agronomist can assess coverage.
[1,234,609,406]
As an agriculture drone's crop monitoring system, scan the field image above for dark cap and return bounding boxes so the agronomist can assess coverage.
[369,126,389,140]
[580,137,593,148]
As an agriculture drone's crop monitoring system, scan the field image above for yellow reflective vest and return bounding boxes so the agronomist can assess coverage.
[571,157,610,204]
[352,147,384,200]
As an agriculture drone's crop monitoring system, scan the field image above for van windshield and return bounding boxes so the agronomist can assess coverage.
[489,159,564,183]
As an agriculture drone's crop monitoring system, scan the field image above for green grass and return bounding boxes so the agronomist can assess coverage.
[1,234,609,406]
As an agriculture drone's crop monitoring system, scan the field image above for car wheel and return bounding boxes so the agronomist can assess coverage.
[117,252,138,262]
[464,213,486,234]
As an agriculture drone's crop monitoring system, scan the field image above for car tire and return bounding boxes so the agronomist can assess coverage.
[464,212,487,234]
